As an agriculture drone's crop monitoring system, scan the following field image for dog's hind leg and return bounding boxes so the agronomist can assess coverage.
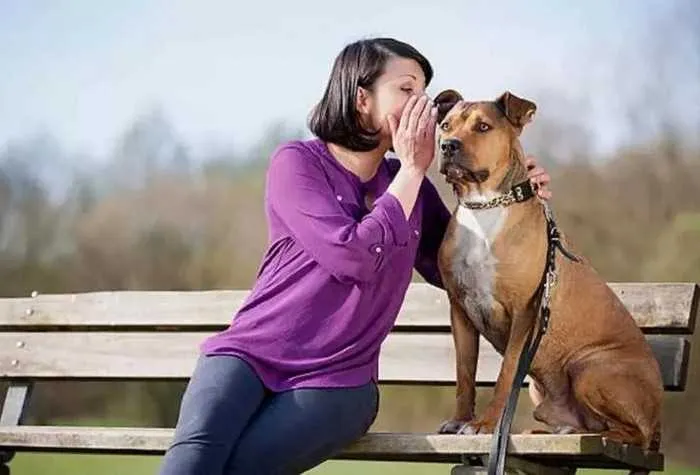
[574,363,662,475]
[532,398,584,435]
[571,360,662,451]
[529,377,589,435]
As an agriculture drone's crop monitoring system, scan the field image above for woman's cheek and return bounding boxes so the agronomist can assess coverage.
[377,96,409,133]
[393,96,409,118]
[383,102,406,129]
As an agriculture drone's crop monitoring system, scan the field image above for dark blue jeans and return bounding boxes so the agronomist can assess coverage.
[157,354,379,475]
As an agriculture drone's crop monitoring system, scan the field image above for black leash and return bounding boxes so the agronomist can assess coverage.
[481,189,579,475]
[457,178,580,474]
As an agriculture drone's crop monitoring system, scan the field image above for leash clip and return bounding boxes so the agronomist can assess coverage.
[543,267,557,309]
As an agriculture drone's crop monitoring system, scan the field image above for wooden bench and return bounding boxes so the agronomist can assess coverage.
[0,282,697,474]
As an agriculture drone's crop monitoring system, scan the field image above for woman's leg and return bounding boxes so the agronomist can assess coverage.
[224,381,379,475]
[157,354,267,475]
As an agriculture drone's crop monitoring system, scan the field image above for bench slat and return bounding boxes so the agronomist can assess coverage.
[0,283,696,333]
[0,426,663,470]
[0,332,688,390]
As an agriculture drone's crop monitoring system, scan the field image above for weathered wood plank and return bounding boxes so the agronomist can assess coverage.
[0,283,696,333]
[0,426,663,470]
[0,332,688,390]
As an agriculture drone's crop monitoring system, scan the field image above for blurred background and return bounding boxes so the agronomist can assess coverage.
[1,0,699,473]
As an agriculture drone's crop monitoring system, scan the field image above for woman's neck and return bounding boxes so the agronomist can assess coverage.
[327,141,388,183]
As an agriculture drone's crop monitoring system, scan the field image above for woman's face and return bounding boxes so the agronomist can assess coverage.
[358,57,427,144]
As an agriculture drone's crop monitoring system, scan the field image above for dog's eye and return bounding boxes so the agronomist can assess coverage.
[477,122,491,133]
[440,121,450,131]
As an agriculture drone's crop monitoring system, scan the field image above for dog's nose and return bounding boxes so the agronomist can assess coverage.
[440,138,461,157]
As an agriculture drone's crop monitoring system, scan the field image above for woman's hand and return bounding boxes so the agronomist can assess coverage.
[525,155,552,200]
[387,95,438,174]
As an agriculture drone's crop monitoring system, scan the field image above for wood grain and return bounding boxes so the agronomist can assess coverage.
[0,283,695,333]
[0,332,689,390]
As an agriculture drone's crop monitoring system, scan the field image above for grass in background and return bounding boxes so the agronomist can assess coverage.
[8,454,700,475]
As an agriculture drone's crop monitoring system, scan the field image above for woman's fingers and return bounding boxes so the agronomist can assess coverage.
[426,105,438,139]
[399,95,419,133]
[416,97,433,136]
[524,155,553,200]
[524,155,537,171]
[528,166,547,180]
[387,113,399,139]
[406,95,429,135]
[392,94,439,172]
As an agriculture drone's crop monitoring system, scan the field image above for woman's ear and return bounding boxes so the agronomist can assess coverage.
[355,86,376,130]
[356,86,372,115]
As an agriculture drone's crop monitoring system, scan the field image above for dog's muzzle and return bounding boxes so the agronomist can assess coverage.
[438,139,490,183]
[438,138,463,176]
[440,138,462,158]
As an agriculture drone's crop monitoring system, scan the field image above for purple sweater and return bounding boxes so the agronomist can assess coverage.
[200,138,451,391]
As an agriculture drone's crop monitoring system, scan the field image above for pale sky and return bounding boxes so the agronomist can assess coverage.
[0,0,692,162]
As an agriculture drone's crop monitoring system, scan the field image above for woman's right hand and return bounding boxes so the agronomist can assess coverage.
[387,95,438,174]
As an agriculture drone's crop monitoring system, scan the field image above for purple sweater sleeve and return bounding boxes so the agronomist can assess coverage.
[266,143,411,284]
[414,177,451,289]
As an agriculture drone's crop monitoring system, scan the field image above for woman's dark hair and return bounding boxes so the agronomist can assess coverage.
[308,38,433,152]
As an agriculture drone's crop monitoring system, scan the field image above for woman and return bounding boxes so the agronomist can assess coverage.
[158,37,551,475]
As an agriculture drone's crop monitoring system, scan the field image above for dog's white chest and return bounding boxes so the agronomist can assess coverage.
[451,195,508,333]
[455,204,507,245]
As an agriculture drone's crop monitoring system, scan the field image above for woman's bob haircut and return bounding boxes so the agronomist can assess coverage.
[308,38,433,152]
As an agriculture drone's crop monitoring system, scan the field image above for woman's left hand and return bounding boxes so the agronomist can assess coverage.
[525,155,552,200]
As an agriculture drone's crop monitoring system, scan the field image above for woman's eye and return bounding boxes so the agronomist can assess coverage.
[477,122,491,133]
[401,87,413,94]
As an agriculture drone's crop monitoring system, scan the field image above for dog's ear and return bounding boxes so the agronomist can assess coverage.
[496,91,536,129]
[434,89,463,123]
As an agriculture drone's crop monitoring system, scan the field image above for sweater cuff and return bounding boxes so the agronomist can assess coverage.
[374,193,410,247]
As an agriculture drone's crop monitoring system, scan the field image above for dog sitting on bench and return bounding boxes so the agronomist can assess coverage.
[432,88,663,453]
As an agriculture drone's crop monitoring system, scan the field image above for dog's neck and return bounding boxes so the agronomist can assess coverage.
[453,140,531,202]
[496,144,530,195]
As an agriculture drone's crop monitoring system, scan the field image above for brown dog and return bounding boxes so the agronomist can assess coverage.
[432,89,664,452]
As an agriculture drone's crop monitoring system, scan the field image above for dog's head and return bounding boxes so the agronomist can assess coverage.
[434,89,536,193]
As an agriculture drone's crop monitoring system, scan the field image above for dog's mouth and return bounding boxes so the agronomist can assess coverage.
[441,163,490,184]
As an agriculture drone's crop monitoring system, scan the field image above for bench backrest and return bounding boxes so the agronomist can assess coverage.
[0,282,697,391]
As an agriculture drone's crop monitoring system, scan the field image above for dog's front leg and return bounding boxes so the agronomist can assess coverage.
[438,297,480,434]
[459,312,532,435]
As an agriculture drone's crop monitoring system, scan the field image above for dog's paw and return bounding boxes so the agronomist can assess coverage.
[437,419,469,434]
[457,419,496,435]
